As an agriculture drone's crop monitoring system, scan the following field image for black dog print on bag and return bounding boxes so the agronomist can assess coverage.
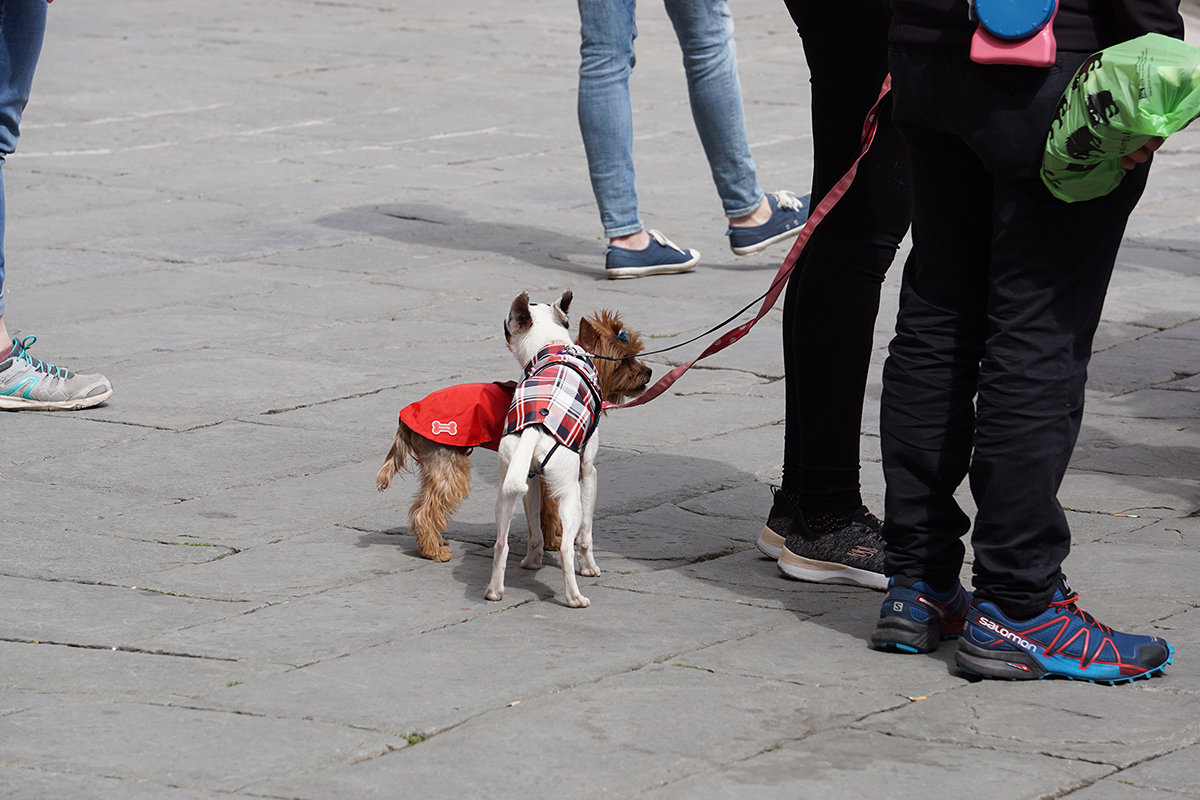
[1086,91,1120,128]
[1065,126,1104,160]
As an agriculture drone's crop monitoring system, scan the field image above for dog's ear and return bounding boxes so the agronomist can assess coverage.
[507,292,532,337]
[576,315,599,351]
[553,290,573,328]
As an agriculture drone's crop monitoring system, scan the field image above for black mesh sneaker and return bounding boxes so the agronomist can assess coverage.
[777,505,887,590]
[755,486,793,559]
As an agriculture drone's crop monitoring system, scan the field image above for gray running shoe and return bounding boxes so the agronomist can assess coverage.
[777,505,887,590]
[0,336,113,411]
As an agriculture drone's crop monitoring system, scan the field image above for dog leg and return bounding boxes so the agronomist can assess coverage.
[539,480,563,551]
[554,482,589,608]
[408,442,469,562]
[542,449,590,608]
[577,456,600,578]
[520,482,544,570]
[488,487,519,601]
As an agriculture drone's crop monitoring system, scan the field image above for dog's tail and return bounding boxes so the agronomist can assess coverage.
[376,422,416,492]
[501,428,540,497]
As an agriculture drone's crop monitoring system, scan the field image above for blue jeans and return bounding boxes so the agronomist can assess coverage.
[0,0,46,317]
[576,0,762,238]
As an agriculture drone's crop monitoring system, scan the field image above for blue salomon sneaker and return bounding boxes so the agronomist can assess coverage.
[727,190,810,256]
[955,578,1174,684]
[604,229,699,280]
[872,576,971,654]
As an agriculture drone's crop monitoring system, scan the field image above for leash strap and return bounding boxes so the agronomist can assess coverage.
[605,74,893,411]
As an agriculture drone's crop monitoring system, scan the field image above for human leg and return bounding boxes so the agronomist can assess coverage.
[882,45,1171,680]
[777,0,908,516]
[762,0,909,588]
[0,0,48,322]
[577,0,700,277]
[877,130,989,591]
[577,0,642,240]
[967,160,1150,618]
[0,0,112,411]
[662,0,760,218]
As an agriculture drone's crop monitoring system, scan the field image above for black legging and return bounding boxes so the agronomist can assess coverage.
[779,0,911,513]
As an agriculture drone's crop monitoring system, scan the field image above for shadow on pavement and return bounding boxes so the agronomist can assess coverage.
[315,203,602,278]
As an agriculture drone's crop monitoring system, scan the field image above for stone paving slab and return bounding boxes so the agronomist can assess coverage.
[634,729,1115,800]
[186,587,784,735]
[0,702,406,793]
[251,664,895,800]
[0,642,286,703]
[0,769,235,800]
[1067,745,1200,799]
[0,575,251,648]
[3,1,1199,798]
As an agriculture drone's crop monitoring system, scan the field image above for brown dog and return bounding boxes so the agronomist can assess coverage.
[376,308,651,562]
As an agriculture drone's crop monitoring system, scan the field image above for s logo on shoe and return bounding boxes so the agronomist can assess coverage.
[431,420,458,436]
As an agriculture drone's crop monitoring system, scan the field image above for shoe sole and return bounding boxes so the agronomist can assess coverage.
[955,638,1175,685]
[871,617,961,654]
[0,387,113,411]
[606,253,700,280]
[777,547,887,591]
[730,223,806,256]
[756,527,784,559]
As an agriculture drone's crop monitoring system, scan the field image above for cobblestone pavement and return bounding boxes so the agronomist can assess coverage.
[2,2,1198,797]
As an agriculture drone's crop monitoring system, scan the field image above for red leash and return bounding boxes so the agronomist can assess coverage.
[605,75,893,411]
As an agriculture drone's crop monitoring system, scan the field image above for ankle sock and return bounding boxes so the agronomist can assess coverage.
[0,340,15,362]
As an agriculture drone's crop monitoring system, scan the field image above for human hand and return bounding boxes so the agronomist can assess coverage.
[1121,137,1164,169]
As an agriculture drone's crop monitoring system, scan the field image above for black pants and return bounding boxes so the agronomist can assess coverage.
[881,44,1150,619]
[779,0,911,513]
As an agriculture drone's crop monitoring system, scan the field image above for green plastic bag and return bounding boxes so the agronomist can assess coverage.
[1042,33,1200,203]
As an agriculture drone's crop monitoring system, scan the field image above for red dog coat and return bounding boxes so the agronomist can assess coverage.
[399,381,516,451]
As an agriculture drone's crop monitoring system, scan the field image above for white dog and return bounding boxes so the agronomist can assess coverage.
[487,290,602,608]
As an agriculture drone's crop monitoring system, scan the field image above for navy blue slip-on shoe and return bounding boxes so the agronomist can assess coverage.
[955,577,1174,684]
[727,190,810,256]
[872,576,971,654]
[604,229,700,280]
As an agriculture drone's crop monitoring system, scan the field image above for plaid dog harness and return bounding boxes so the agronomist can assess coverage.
[504,344,602,468]
[399,381,516,452]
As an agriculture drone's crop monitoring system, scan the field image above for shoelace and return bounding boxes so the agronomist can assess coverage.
[8,336,72,379]
[646,229,686,254]
[859,507,883,530]
[771,189,804,211]
[1051,591,1113,634]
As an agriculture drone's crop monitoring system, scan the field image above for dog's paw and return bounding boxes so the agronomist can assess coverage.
[579,565,599,578]
[485,587,504,601]
[520,554,543,570]
[567,594,591,608]
[418,543,453,562]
